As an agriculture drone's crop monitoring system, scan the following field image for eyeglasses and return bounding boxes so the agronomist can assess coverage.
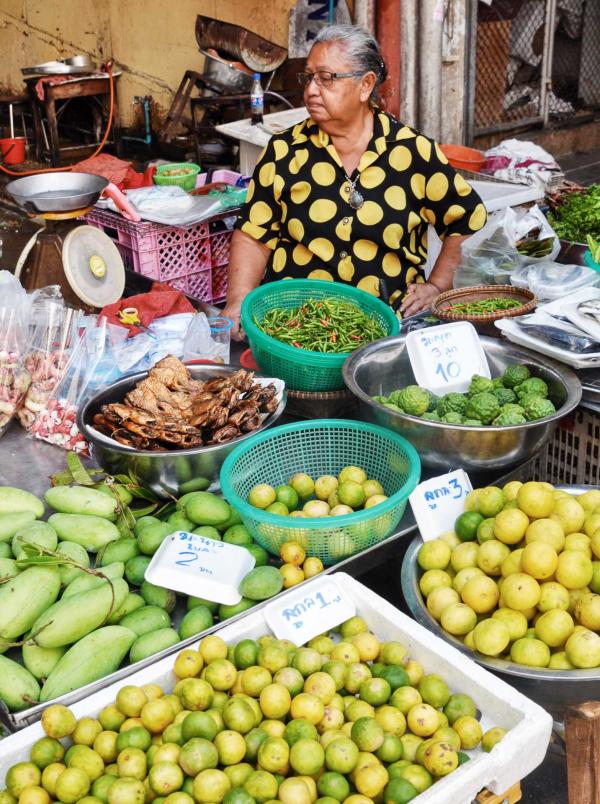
[296,70,364,87]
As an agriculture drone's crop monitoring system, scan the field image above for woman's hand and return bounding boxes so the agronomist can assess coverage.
[399,282,441,317]
[222,301,244,341]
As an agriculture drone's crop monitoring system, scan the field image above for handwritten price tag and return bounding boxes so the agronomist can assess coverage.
[265,576,356,646]
[145,531,255,605]
[405,321,489,395]
[409,469,473,541]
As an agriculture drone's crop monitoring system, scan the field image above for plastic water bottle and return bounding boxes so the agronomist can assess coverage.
[250,73,264,125]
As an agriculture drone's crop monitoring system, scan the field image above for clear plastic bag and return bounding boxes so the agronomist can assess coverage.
[461,205,560,268]
[17,303,82,433]
[511,261,600,301]
[28,317,119,453]
[0,273,32,436]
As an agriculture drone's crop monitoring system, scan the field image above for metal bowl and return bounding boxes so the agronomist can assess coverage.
[78,365,286,497]
[342,334,581,471]
[401,532,599,721]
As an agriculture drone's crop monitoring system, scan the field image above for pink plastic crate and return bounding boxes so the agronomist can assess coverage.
[211,262,228,303]
[85,208,218,296]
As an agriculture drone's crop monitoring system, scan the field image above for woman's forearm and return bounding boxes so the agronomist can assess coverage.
[226,230,271,303]
[428,234,468,291]
[223,230,271,338]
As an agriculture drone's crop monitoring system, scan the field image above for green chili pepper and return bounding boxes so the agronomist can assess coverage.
[255,297,386,353]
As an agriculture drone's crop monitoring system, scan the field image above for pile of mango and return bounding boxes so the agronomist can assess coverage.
[0,483,323,715]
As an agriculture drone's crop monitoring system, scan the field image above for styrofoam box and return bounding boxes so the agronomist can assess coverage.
[0,574,552,802]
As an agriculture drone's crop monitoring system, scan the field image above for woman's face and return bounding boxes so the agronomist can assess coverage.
[303,42,375,128]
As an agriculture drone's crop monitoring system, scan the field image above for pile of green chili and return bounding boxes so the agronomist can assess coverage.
[256,298,386,353]
[448,298,523,317]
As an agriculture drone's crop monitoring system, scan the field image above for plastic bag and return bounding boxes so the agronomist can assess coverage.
[17,302,82,432]
[28,317,118,453]
[511,261,600,301]
[461,205,560,267]
[0,272,32,436]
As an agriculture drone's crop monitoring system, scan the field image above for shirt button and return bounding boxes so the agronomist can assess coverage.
[342,217,349,224]
[340,251,348,259]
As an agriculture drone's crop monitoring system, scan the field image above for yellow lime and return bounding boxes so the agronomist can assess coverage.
[501,573,541,610]
[441,603,477,636]
[538,581,570,612]
[477,487,505,517]
[517,482,555,519]
[503,480,523,501]
[460,575,499,614]
[477,540,510,575]
[248,484,277,510]
[472,619,510,656]
[520,542,558,580]
[552,497,585,534]
[556,550,594,589]
[493,508,529,545]
[492,608,528,641]
[417,540,451,571]
[525,518,565,552]
[453,567,485,594]
[290,473,315,499]
[535,609,574,647]
[510,637,550,667]
[565,627,600,668]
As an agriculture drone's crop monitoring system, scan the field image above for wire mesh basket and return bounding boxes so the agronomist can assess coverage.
[220,419,420,566]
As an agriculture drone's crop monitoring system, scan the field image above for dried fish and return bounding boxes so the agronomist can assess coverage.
[93,356,278,451]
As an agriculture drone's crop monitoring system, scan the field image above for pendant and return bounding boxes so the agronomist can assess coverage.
[348,189,364,210]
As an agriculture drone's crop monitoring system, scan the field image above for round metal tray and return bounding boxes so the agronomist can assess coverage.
[401,484,600,721]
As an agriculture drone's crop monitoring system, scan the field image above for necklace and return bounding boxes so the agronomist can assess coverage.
[343,173,364,210]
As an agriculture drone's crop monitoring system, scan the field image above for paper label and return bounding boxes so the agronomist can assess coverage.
[265,576,356,646]
[409,470,473,541]
[405,321,489,395]
[144,531,255,605]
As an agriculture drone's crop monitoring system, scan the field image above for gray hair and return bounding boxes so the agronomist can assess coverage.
[312,24,388,102]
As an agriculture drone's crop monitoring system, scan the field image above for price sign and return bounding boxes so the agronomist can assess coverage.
[409,469,473,541]
[145,531,255,605]
[405,321,489,395]
[265,576,356,646]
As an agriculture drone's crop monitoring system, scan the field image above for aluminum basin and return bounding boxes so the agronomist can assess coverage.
[401,531,600,722]
[343,335,581,471]
[78,365,286,497]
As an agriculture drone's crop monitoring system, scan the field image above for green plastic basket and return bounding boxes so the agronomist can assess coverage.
[153,163,201,192]
[220,419,420,566]
[240,279,400,392]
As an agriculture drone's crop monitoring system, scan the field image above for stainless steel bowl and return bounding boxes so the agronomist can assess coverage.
[401,532,599,721]
[343,335,581,471]
[78,365,286,497]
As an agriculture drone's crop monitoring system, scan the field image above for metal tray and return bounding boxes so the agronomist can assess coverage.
[22,62,94,76]
[401,485,600,722]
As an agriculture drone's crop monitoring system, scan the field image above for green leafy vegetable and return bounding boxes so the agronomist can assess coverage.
[548,184,600,243]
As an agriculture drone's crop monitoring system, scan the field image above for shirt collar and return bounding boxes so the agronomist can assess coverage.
[290,110,394,172]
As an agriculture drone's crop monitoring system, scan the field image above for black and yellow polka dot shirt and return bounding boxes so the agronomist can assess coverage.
[237,110,487,306]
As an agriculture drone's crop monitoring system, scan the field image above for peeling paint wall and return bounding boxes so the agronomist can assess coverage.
[0,0,300,127]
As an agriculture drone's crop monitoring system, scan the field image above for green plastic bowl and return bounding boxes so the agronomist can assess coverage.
[240,279,400,392]
[220,418,420,566]
[153,162,201,192]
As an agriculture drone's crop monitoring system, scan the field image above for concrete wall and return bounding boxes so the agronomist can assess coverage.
[0,0,299,127]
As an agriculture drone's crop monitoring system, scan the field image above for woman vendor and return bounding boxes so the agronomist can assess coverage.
[224,24,487,337]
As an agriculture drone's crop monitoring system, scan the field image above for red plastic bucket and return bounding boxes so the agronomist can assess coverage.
[0,137,26,165]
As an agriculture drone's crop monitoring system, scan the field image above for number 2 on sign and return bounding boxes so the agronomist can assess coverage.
[435,361,460,383]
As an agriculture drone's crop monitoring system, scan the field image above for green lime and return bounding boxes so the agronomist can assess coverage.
[223,789,256,804]
[182,712,218,742]
[317,771,350,801]
[384,777,419,802]
[376,733,404,763]
[378,665,410,691]
[116,726,152,752]
[476,518,496,544]
[234,639,259,670]
[275,485,299,511]
[265,502,289,516]
[455,512,484,542]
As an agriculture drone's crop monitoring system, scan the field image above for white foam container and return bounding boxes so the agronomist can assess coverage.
[0,573,552,801]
